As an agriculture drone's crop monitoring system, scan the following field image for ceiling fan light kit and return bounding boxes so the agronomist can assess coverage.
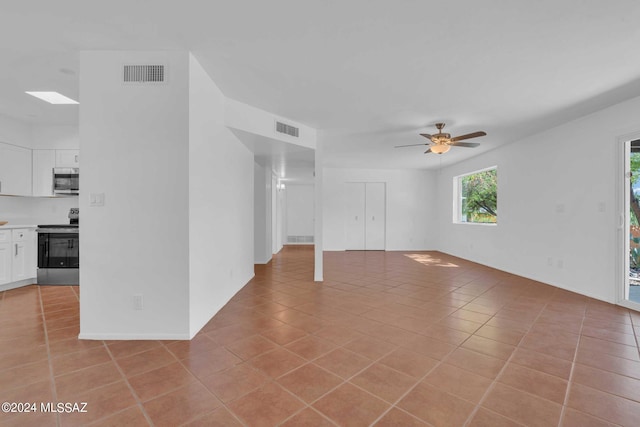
[395,122,487,155]
[430,144,451,154]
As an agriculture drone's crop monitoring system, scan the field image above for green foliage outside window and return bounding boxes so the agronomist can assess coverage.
[460,169,497,223]
[631,153,640,227]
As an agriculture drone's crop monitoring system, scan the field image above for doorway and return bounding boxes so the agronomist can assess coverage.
[620,136,640,310]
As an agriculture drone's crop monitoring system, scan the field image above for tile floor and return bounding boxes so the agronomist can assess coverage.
[1,246,640,426]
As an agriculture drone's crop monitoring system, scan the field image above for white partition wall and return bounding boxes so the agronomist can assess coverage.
[79,51,255,339]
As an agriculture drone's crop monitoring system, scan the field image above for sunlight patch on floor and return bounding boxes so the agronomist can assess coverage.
[404,253,460,268]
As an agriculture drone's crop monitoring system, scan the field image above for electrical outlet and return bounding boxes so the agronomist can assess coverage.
[547,257,553,266]
[133,294,143,310]
[556,259,563,269]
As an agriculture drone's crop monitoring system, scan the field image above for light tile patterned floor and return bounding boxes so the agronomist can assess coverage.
[1,246,640,426]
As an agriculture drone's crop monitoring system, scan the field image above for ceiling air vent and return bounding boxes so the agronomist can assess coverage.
[276,121,299,138]
[123,65,165,84]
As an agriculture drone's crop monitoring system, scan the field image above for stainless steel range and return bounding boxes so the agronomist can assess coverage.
[37,208,79,285]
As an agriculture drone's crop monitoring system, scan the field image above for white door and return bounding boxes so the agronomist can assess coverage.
[365,183,386,250]
[345,183,366,250]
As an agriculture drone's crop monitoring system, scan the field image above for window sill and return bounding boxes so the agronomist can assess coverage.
[453,222,497,226]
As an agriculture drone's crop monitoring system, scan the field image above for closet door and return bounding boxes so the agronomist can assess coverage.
[345,183,366,250]
[365,182,386,250]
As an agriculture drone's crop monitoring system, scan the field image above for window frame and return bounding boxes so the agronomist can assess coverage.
[453,166,498,226]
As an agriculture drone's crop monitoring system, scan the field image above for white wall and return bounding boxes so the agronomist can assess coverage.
[271,174,281,254]
[31,125,79,149]
[0,196,78,225]
[225,98,316,150]
[276,182,285,252]
[0,114,31,148]
[254,163,267,262]
[323,168,437,251]
[188,54,254,337]
[286,184,315,239]
[434,95,640,303]
[79,51,191,339]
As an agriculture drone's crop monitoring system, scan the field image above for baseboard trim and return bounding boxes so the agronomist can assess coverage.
[78,332,191,340]
[437,249,615,305]
[0,278,36,292]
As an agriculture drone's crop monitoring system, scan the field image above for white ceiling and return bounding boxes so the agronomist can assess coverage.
[2,0,640,174]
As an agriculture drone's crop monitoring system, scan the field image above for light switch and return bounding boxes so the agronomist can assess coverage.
[90,193,105,207]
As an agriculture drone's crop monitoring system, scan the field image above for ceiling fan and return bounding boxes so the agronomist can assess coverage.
[395,123,487,154]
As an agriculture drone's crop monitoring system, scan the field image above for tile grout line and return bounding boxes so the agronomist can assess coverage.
[631,312,640,360]
[461,289,560,427]
[273,335,398,426]
[102,342,156,426]
[362,299,501,427]
[556,302,587,427]
[268,261,500,425]
[38,285,61,427]
[164,340,249,427]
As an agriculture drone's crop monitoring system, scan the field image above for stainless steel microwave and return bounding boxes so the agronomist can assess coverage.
[53,168,79,195]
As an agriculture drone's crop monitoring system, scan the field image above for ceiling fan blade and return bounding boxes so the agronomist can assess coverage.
[450,131,486,142]
[419,133,433,140]
[395,143,429,148]
[451,142,480,148]
[424,148,432,154]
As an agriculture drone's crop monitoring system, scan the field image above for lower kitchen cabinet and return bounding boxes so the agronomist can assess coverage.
[0,228,37,288]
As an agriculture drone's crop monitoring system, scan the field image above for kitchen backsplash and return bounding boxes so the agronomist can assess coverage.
[0,195,78,225]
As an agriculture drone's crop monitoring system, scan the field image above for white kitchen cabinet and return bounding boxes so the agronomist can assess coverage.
[0,142,32,196]
[11,229,35,282]
[32,149,56,197]
[0,228,36,288]
[0,231,11,285]
[56,150,80,168]
[345,182,386,250]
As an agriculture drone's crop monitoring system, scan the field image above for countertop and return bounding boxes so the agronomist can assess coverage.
[0,224,37,230]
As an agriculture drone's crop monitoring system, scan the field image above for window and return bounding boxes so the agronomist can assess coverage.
[454,167,497,224]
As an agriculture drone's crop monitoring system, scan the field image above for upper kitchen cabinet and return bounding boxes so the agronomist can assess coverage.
[56,149,80,168]
[32,149,56,197]
[0,142,32,196]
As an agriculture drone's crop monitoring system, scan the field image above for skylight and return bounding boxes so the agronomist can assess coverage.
[25,91,79,105]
